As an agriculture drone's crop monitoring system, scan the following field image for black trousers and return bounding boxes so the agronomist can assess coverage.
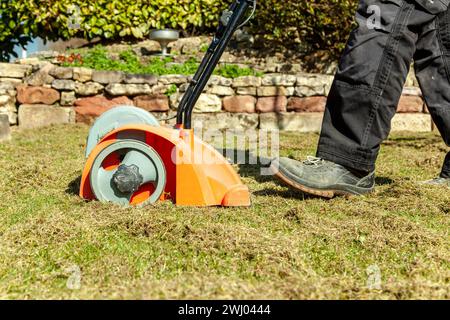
[317,0,450,178]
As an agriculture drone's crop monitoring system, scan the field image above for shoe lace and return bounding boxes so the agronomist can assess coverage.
[303,156,325,166]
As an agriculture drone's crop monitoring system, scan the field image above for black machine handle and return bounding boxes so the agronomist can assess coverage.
[176,0,256,129]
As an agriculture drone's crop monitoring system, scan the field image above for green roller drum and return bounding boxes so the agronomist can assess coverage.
[85,105,160,158]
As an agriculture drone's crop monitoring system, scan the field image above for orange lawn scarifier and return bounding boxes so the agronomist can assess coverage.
[80,0,256,207]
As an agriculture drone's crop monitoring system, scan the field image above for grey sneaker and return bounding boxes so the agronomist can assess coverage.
[270,156,375,198]
[422,177,450,187]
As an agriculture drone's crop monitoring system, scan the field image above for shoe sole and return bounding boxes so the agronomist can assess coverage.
[270,163,365,199]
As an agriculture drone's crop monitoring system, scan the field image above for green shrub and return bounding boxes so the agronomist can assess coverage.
[165,84,177,97]
[253,0,357,56]
[0,0,35,61]
[1,0,357,61]
[62,45,260,78]
[215,63,262,78]
[10,0,231,39]
[1,0,232,60]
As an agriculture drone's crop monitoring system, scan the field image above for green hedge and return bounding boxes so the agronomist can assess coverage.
[0,0,34,61]
[254,0,357,55]
[1,0,233,60]
[1,0,357,61]
[61,46,262,78]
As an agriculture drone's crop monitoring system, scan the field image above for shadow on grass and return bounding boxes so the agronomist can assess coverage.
[66,176,81,196]
[221,148,316,200]
[252,188,317,200]
[226,148,395,200]
[225,148,394,185]
[139,47,165,56]
[375,176,394,186]
[383,135,443,149]
[254,177,394,200]
[219,148,274,183]
[64,147,395,201]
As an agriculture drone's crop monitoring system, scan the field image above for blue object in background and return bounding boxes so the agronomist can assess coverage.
[11,37,46,61]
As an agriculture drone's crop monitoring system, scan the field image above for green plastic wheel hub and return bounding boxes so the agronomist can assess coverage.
[90,140,166,207]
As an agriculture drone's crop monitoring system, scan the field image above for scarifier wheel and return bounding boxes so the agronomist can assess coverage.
[85,105,160,158]
[89,139,166,207]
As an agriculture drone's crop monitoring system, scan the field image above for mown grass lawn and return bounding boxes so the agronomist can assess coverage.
[0,124,448,299]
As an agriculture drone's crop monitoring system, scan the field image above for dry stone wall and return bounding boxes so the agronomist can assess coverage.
[0,59,432,139]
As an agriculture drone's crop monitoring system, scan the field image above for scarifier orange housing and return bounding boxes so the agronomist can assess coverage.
[80,124,251,207]
[80,0,256,207]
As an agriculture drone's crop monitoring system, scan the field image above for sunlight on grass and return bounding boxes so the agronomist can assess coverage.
[0,125,448,299]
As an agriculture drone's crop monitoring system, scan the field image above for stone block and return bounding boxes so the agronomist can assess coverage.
[74,95,134,124]
[52,79,76,91]
[397,95,424,113]
[287,96,327,112]
[105,83,152,96]
[74,82,104,96]
[16,85,60,105]
[92,70,125,84]
[73,67,93,82]
[232,76,262,88]
[133,94,170,112]
[260,112,324,132]
[124,74,158,85]
[256,96,287,113]
[0,114,10,142]
[208,85,235,96]
[18,104,74,129]
[391,113,431,132]
[49,66,73,79]
[262,74,296,86]
[223,96,256,113]
[61,91,76,106]
[0,63,32,78]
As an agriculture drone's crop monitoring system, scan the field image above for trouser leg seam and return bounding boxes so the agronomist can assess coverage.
[437,12,450,84]
[362,3,414,148]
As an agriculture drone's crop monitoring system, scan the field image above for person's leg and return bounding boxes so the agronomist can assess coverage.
[414,7,450,180]
[441,153,450,179]
[317,0,426,173]
[271,1,442,196]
